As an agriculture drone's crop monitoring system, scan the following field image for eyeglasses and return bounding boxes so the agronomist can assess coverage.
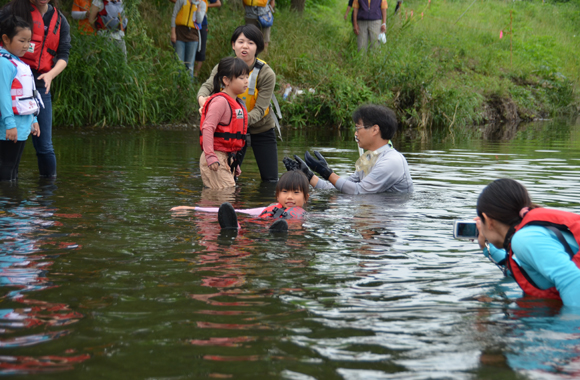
[354,124,371,131]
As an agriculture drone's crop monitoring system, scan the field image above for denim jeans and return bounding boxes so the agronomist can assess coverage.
[174,40,198,78]
[32,79,57,178]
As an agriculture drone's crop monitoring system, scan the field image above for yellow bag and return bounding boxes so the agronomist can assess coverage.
[242,0,268,7]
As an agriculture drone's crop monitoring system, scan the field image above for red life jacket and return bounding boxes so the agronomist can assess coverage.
[506,208,580,300]
[259,203,306,219]
[200,93,248,153]
[21,5,61,74]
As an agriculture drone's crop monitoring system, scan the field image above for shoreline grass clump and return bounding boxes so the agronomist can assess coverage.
[46,0,580,132]
[52,0,197,127]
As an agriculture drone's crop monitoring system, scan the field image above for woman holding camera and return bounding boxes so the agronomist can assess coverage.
[475,178,580,307]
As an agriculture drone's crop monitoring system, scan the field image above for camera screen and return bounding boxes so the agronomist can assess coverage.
[458,222,478,237]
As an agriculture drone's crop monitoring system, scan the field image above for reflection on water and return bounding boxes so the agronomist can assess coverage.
[0,120,579,378]
[0,181,89,374]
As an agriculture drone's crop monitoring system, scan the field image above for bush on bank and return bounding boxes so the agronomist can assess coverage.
[50,0,580,131]
[52,0,196,127]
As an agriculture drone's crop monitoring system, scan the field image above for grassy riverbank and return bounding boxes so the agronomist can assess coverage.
[52,0,579,133]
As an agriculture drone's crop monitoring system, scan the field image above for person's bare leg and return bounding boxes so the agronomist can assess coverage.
[194,61,203,77]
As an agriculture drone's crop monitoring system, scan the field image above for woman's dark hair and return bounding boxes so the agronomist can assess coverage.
[352,105,398,140]
[211,56,250,95]
[230,25,265,57]
[275,170,310,202]
[0,15,30,42]
[477,178,539,227]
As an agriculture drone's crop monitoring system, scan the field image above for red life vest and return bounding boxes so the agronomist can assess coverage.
[506,208,580,300]
[200,93,248,153]
[0,53,43,116]
[259,203,306,219]
[21,5,61,74]
[71,0,95,34]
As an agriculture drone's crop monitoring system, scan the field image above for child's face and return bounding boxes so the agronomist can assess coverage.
[2,28,31,57]
[276,188,307,209]
[227,74,248,95]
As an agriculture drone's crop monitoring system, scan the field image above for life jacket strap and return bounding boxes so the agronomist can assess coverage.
[213,131,248,141]
[53,12,62,35]
[272,207,286,219]
[248,60,264,96]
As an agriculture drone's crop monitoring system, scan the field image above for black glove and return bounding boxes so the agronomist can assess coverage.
[282,156,314,181]
[304,151,334,180]
[283,156,300,171]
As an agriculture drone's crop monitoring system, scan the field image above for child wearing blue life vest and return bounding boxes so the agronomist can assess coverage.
[199,56,250,189]
[0,16,41,181]
[171,170,309,231]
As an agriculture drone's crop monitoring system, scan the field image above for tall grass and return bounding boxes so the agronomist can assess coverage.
[36,0,580,130]
[52,0,197,127]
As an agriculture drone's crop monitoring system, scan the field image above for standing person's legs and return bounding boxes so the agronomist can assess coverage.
[184,40,198,78]
[0,141,26,181]
[367,19,381,50]
[32,81,56,178]
[244,18,271,50]
[174,40,187,70]
[357,20,370,51]
[250,128,278,182]
[261,26,271,50]
[194,24,208,77]
[200,151,237,188]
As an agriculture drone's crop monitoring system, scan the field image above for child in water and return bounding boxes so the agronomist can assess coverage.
[171,170,310,231]
[199,56,249,188]
[0,16,41,181]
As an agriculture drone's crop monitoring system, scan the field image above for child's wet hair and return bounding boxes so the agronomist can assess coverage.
[0,15,30,42]
[212,56,250,95]
[275,171,310,202]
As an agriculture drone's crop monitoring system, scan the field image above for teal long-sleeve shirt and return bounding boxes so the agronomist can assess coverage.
[486,225,580,308]
[0,49,37,141]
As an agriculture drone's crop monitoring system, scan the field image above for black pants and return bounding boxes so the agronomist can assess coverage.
[0,140,26,181]
[240,128,278,182]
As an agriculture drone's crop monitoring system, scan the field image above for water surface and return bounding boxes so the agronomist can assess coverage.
[1,120,580,379]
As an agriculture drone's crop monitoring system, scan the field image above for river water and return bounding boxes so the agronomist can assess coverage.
[1,120,580,379]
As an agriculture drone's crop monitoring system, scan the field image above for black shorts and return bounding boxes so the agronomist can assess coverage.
[195,24,208,62]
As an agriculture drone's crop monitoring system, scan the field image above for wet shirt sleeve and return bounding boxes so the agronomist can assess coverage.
[0,59,17,131]
[512,226,580,307]
[334,150,407,194]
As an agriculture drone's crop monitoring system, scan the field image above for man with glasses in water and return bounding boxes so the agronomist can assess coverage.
[283,105,413,194]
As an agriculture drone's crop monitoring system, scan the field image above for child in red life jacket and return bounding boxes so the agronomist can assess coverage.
[0,16,41,181]
[199,56,250,189]
[171,170,310,231]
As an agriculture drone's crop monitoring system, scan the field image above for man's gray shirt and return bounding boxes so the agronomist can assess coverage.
[314,144,414,194]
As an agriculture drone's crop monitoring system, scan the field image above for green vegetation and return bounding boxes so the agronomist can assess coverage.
[53,0,196,127]
[53,0,579,133]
